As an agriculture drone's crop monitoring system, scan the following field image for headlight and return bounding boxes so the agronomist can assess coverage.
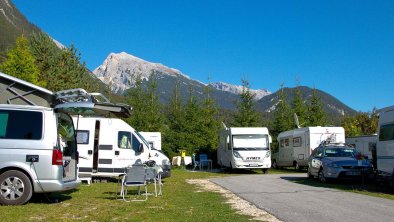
[233,151,242,159]
[162,159,170,166]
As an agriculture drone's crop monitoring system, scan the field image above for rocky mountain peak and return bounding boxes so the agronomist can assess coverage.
[211,82,271,100]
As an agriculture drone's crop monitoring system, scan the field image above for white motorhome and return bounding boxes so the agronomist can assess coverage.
[376,105,394,186]
[217,126,272,173]
[346,135,377,164]
[74,117,151,178]
[140,132,162,150]
[272,127,345,170]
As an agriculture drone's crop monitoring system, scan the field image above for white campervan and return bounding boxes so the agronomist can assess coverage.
[346,135,377,165]
[376,105,394,186]
[217,126,272,173]
[74,117,150,178]
[272,126,345,170]
[0,72,130,205]
[140,132,162,150]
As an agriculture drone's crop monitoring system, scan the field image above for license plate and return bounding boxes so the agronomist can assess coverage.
[346,171,361,176]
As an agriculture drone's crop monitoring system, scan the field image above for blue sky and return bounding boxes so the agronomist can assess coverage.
[13,0,394,112]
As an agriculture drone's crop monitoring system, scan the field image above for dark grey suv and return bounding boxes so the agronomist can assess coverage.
[307,144,373,182]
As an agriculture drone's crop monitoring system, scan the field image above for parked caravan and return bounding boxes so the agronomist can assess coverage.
[272,127,345,170]
[346,135,377,168]
[376,105,394,186]
[74,117,151,178]
[0,72,130,205]
[140,132,162,150]
[217,126,272,173]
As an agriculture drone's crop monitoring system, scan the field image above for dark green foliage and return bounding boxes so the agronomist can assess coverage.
[291,83,307,127]
[232,79,261,127]
[306,88,327,126]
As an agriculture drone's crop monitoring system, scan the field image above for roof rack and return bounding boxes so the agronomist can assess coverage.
[54,88,111,104]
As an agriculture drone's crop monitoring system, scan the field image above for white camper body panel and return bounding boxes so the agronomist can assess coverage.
[274,127,345,168]
[217,127,271,170]
[140,132,162,150]
[74,117,150,178]
[346,135,377,160]
[376,105,394,183]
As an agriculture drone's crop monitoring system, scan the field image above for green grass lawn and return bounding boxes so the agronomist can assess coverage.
[1,168,393,222]
[0,169,264,222]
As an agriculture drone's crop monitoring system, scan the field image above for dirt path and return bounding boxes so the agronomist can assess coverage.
[186,179,281,222]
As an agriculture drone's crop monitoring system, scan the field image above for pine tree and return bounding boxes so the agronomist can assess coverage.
[0,36,40,85]
[291,82,306,127]
[200,82,220,153]
[126,74,148,130]
[232,79,261,127]
[307,88,327,126]
[144,72,164,131]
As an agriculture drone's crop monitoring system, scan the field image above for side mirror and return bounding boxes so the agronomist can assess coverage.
[138,143,144,153]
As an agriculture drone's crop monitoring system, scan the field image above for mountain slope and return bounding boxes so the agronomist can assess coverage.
[0,0,41,61]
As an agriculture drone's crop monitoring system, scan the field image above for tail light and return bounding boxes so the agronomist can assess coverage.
[52,149,63,165]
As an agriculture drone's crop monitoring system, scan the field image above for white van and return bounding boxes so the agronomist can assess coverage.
[346,135,377,166]
[376,105,394,186]
[74,117,151,178]
[0,72,130,205]
[217,126,272,173]
[272,127,345,170]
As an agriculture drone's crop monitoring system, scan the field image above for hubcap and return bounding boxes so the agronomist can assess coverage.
[1,177,24,200]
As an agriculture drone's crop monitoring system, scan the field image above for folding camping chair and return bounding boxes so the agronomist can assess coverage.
[120,164,148,202]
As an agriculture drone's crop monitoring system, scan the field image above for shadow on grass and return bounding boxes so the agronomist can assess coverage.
[29,190,74,204]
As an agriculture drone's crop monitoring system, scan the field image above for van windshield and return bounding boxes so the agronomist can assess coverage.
[135,131,150,148]
[232,134,269,150]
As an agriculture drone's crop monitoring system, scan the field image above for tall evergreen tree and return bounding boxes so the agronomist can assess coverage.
[144,72,164,131]
[0,36,40,85]
[307,88,327,126]
[232,79,261,127]
[200,82,220,153]
[291,82,306,127]
[126,74,148,130]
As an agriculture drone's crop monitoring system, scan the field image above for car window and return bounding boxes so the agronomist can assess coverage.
[324,147,355,158]
[118,131,131,149]
[316,148,323,157]
[0,110,42,140]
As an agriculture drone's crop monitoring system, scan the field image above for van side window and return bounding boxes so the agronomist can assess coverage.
[76,130,89,144]
[293,137,302,147]
[379,123,394,141]
[118,131,131,149]
[284,138,289,147]
[0,110,42,140]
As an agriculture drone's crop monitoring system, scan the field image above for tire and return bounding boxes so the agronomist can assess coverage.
[272,160,278,169]
[318,169,327,183]
[295,162,300,171]
[262,169,268,174]
[0,170,33,205]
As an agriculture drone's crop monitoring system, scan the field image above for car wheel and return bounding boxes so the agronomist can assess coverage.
[318,169,326,183]
[272,160,278,169]
[0,170,33,205]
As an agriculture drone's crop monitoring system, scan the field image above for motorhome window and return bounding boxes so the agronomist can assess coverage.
[76,130,89,144]
[118,131,132,149]
[284,138,289,147]
[379,123,394,141]
[280,139,285,148]
[293,137,302,147]
[57,113,76,156]
[232,134,269,150]
[0,110,42,140]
